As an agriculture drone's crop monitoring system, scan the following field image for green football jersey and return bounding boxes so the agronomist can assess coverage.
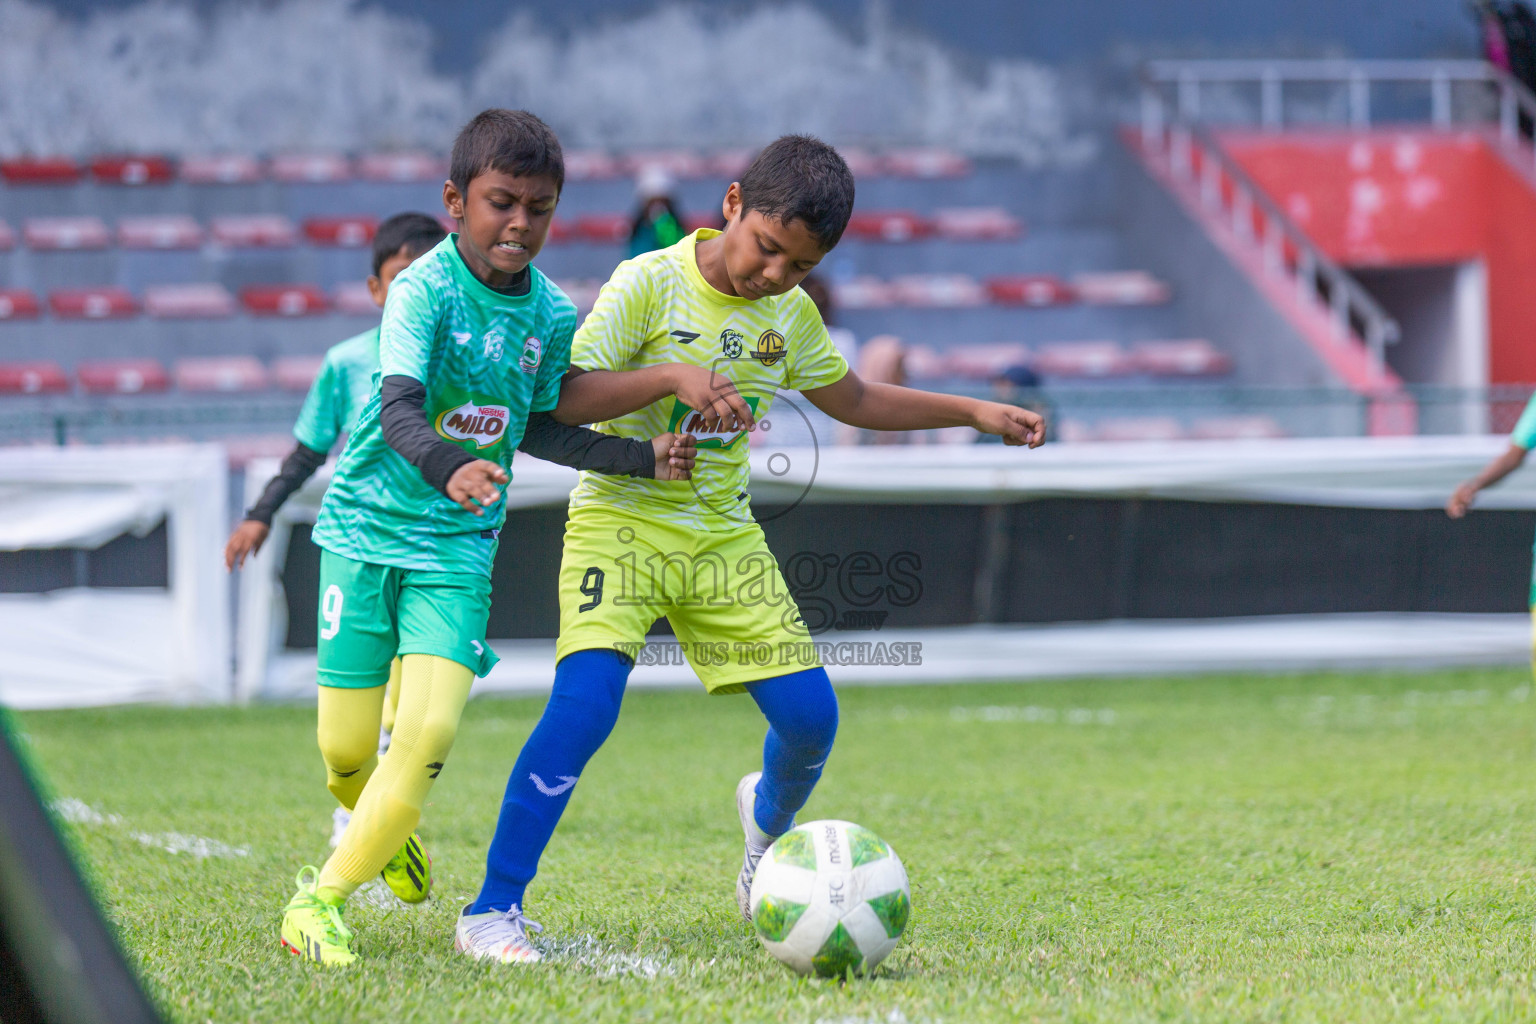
[311,236,576,576]
[568,229,848,531]
[1513,392,1536,451]
[292,327,380,452]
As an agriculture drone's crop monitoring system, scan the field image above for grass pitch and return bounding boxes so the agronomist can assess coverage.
[14,667,1536,1023]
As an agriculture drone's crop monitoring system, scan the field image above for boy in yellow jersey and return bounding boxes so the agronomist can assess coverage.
[455,135,1045,964]
[277,109,696,966]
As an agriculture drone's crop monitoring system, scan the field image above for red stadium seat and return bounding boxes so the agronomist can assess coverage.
[0,221,15,250]
[932,207,1024,241]
[0,158,81,185]
[1189,416,1286,440]
[143,284,236,319]
[831,276,897,310]
[269,153,352,183]
[709,149,755,178]
[117,215,204,250]
[272,355,325,392]
[356,152,447,182]
[0,361,69,394]
[77,359,168,394]
[50,288,138,319]
[1033,342,1135,378]
[836,148,883,179]
[891,273,987,307]
[985,275,1075,306]
[564,151,622,181]
[545,216,575,243]
[844,211,933,242]
[682,212,725,233]
[1095,417,1185,442]
[24,217,112,250]
[573,214,630,244]
[0,289,41,320]
[331,282,378,316]
[174,356,268,393]
[945,342,1032,378]
[1131,340,1232,377]
[240,285,328,316]
[1072,271,1171,305]
[210,215,298,248]
[180,154,263,184]
[90,156,175,185]
[625,151,709,178]
[304,216,378,247]
[882,148,972,178]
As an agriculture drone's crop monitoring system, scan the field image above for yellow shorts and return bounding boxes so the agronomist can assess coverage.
[555,505,822,693]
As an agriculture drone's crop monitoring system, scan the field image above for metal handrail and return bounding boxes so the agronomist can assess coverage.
[1137,68,1401,373]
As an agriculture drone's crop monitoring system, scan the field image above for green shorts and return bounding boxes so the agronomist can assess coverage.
[555,505,821,694]
[315,548,498,688]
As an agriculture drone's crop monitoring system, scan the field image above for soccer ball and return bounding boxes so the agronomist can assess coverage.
[749,819,910,977]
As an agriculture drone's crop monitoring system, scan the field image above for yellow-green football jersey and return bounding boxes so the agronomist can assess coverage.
[568,229,848,531]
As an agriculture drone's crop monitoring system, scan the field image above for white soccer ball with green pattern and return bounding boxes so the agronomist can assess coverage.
[749,819,910,977]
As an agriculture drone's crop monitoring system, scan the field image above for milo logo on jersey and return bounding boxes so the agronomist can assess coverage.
[435,398,512,452]
[666,395,762,449]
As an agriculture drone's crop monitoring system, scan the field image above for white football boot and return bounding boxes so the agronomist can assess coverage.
[455,905,544,964]
[735,772,780,922]
[329,806,350,849]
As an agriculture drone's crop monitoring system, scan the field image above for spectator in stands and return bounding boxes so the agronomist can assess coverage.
[627,165,686,258]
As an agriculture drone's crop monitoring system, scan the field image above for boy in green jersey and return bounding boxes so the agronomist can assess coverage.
[279,109,696,966]
[455,136,1046,964]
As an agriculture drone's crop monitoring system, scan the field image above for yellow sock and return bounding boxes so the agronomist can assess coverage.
[381,657,403,735]
[317,654,474,902]
[316,684,386,811]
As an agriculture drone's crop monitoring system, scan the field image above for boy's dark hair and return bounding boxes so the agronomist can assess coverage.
[737,135,856,250]
[449,108,565,197]
[371,212,447,277]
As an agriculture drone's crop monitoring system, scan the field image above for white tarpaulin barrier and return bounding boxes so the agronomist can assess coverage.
[0,445,229,709]
[238,435,1534,698]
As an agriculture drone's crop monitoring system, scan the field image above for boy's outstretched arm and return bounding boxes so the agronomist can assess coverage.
[1447,444,1528,518]
[518,412,696,480]
[551,365,756,433]
[802,370,1046,447]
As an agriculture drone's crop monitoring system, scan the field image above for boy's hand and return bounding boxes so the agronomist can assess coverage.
[1446,482,1478,519]
[224,520,270,571]
[973,402,1047,447]
[447,459,509,515]
[652,432,696,481]
[668,364,755,433]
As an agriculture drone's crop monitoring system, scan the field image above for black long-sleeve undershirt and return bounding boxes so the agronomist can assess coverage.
[379,374,654,497]
[243,442,328,524]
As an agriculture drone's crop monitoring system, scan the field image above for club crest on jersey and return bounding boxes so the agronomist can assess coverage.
[519,336,542,374]
[666,395,762,449]
[435,401,510,449]
[752,329,786,367]
[720,329,744,359]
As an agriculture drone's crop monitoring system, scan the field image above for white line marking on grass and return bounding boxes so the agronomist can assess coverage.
[537,935,676,979]
[51,798,248,859]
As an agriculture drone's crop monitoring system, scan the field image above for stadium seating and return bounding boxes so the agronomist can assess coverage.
[303,216,377,247]
[890,274,987,307]
[573,213,631,243]
[883,148,973,178]
[1073,271,1172,305]
[1093,416,1186,441]
[90,156,175,186]
[240,285,328,316]
[180,154,262,184]
[269,153,351,183]
[1131,339,1233,377]
[174,356,269,393]
[330,282,377,316]
[0,290,41,319]
[117,215,203,249]
[944,342,1033,377]
[0,361,69,395]
[355,152,446,182]
[49,288,138,319]
[144,284,236,319]
[986,275,1075,306]
[210,215,299,247]
[564,151,623,180]
[833,276,897,309]
[0,221,14,249]
[624,151,710,178]
[272,355,324,392]
[0,158,80,185]
[76,359,169,394]
[932,207,1023,240]
[845,210,932,242]
[1033,342,1136,378]
[25,217,112,250]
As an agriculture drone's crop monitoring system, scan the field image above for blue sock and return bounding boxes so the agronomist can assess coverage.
[746,667,838,837]
[467,648,630,915]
